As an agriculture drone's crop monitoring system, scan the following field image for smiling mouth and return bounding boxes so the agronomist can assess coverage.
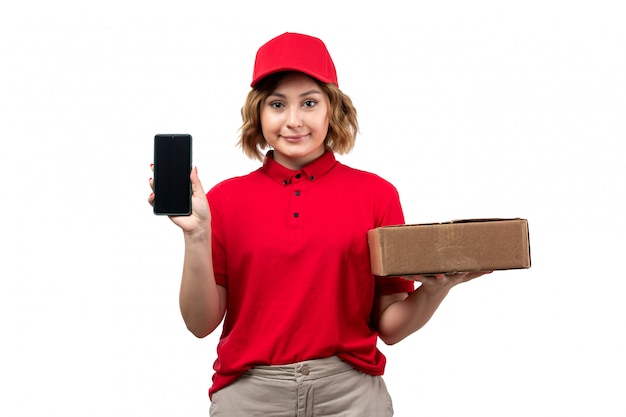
[282,135,308,142]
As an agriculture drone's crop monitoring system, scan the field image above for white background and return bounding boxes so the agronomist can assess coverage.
[1,1,625,416]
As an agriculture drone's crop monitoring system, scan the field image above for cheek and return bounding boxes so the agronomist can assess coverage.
[259,108,269,129]
[259,111,274,139]
[260,109,280,130]
[319,107,330,134]
[318,116,330,137]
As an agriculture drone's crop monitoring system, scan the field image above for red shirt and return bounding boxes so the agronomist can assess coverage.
[206,151,414,397]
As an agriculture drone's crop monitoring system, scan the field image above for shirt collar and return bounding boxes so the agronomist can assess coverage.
[262,150,337,186]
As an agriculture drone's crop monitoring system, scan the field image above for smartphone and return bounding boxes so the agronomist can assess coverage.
[153,134,192,216]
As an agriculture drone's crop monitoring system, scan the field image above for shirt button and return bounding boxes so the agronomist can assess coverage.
[309,175,314,180]
[300,365,310,375]
[295,173,301,179]
[293,212,299,218]
[295,190,301,196]
[282,179,288,186]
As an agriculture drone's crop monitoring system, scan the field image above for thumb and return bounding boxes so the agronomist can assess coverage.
[190,166,206,196]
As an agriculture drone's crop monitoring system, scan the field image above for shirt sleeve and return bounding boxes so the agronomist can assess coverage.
[207,185,228,288]
[372,178,415,295]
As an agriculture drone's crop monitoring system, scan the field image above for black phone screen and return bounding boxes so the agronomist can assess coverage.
[153,134,192,215]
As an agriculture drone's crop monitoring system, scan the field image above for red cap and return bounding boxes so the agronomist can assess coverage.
[251,32,338,87]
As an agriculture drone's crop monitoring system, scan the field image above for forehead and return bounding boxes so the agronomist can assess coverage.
[271,72,323,93]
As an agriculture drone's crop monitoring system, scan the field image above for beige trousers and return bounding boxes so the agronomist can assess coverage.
[209,356,394,417]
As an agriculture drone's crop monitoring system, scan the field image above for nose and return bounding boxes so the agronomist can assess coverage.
[286,107,303,129]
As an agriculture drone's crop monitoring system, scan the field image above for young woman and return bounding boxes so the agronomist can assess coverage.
[149,32,489,416]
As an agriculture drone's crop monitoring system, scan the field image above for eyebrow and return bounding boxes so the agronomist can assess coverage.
[268,89,323,99]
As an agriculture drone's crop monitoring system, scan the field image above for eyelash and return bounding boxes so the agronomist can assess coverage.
[269,100,317,109]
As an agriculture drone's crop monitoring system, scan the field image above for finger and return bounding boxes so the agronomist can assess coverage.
[190,166,206,196]
[407,274,440,284]
[465,271,493,280]
[149,164,155,191]
[401,274,434,281]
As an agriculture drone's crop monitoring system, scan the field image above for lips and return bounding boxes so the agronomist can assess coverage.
[282,134,308,142]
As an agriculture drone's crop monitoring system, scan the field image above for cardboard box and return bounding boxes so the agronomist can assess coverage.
[368,218,531,276]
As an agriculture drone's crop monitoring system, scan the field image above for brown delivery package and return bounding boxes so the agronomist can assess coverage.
[368,218,531,276]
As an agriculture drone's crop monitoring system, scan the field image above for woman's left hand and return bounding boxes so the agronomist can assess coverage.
[407,271,493,295]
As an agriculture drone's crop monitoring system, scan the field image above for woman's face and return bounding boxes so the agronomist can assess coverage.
[260,73,330,170]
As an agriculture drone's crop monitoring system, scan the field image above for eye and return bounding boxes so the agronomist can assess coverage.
[303,100,317,108]
[269,101,284,109]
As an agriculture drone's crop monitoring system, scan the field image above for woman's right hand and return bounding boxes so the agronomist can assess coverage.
[148,165,211,234]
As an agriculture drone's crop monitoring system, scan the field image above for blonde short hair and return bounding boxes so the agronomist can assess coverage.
[238,72,359,161]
